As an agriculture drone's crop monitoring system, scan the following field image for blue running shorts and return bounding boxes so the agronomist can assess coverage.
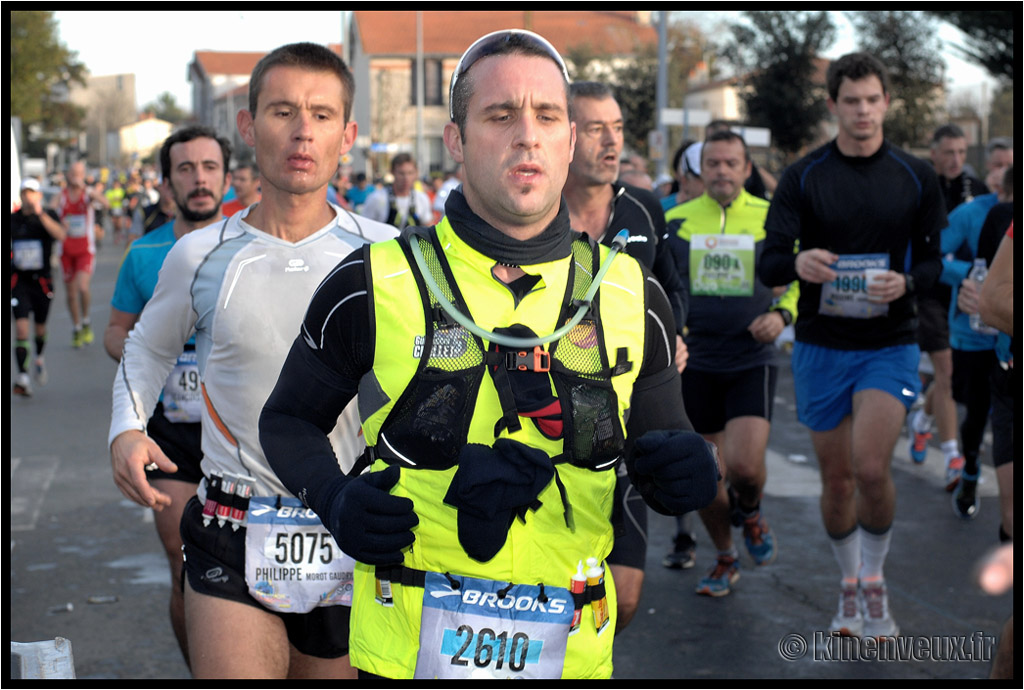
[791,342,920,432]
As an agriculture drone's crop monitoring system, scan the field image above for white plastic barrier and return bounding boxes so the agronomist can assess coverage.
[10,638,76,679]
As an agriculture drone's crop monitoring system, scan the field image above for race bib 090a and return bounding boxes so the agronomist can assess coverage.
[689,234,755,297]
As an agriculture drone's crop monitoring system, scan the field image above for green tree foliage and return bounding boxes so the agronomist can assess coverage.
[565,15,712,160]
[928,10,1014,82]
[142,92,190,124]
[720,11,837,162]
[610,44,659,156]
[848,11,945,148]
[987,84,1015,139]
[10,11,86,137]
[665,17,714,107]
[565,37,658,157]
[663,16,717,159]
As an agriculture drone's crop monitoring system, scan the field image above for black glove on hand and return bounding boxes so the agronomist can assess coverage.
[444,439,555,563]
[327,465,418,565]
[631,430,720,516]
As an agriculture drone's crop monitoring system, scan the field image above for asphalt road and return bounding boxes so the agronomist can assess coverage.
[9,236,1012,679]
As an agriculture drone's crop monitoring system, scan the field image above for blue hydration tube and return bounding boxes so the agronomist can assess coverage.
[408,229,630,348]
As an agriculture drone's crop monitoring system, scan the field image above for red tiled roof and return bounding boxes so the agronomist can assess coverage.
[192,44,344,78]
[192,51,266,78]
[354,11,655,57]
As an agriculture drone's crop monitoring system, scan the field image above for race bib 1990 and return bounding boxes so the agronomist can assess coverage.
[414,573,574,679]
[244,497,354,613]
[819,253,890,319]
[689,234,755,297]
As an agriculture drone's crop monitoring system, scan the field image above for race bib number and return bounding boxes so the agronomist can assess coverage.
[689,234,755,296]
[414,573,573,679]
[65,214,88,238]
[12,239,45,271]
[161,350,202,423]
[244,497,355,613]
[819,253,890,319]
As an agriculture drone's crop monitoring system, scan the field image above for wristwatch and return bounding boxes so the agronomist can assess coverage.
[903,273,916,294]
[774,308,793,326]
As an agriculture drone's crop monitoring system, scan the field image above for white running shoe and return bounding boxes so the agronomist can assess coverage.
[861,580,899,638]
[14,372,32,397]
[829,581,863,637]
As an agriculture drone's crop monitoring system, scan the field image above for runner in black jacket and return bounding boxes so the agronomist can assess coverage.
[563,80,691,634]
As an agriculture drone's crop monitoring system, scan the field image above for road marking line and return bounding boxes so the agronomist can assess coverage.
[11,455,60,531]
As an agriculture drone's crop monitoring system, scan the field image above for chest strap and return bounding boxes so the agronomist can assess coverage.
[372,564,605,608]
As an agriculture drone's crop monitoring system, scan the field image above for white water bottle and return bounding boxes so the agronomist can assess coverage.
[968,258,998,334]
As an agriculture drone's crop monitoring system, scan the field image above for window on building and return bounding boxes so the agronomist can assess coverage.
[427,137,445,174]
[411,59,444,107]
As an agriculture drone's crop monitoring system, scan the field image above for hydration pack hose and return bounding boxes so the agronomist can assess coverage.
[408,229,630,349]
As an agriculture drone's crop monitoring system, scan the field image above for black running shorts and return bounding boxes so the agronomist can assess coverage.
[989,365,1015,469]
[916,295,951,353]
[180,495,351,659]
[11,275,53,323]
[146,402,204,484]
[681,365,778,436]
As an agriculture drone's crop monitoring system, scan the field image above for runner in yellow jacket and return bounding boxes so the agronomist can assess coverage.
[259,29,721,679]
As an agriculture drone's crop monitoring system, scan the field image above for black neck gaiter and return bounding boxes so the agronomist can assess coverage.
[443,189,574,266]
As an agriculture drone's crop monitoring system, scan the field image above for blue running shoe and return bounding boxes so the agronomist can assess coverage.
[742,511,777,566]
[945,455,965,492]
[909,430,931,464]
[695,555,739,597]
[952,472,980,519]
[906,409,931,463]
[907,408,932,464]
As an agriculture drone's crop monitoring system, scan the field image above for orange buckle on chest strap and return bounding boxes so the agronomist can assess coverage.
[506,346,551,373]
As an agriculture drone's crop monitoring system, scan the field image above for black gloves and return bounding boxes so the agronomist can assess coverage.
[444,439,555,563]
[631,430,720,516]
[326,465,418,565]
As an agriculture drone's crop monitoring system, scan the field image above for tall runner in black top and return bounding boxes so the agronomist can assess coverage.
[760,52,945,640]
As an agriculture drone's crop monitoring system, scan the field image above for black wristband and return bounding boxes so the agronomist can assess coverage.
[773,308,793,326]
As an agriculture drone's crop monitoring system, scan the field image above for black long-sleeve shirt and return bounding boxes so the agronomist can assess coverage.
[760,140,945,350]
[606,182,688,329]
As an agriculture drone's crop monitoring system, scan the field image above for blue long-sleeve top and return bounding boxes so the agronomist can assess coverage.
[939,193,999,352]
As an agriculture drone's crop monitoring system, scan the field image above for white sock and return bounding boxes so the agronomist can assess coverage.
[911,409,933,434]
[941,440,961,462]
[859,526,892,582]
[829,529,861,583]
